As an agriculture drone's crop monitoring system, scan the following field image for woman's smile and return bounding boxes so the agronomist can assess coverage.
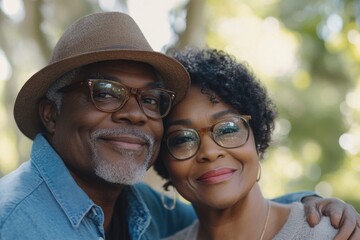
[196,168,237,184]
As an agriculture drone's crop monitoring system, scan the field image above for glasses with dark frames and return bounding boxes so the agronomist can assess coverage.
[164,115,252,160]
[62,79,176,119]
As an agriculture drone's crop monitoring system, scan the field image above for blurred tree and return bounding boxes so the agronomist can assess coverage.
[166,0,360,209]
[215,0,360,208]
[0,0,359,209]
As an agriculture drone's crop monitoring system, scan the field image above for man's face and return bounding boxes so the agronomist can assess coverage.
[48,60,164,186]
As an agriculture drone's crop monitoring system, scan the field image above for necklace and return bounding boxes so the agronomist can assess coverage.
[259,200,271,240]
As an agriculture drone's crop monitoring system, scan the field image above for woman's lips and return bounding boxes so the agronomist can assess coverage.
[197,168,237,184]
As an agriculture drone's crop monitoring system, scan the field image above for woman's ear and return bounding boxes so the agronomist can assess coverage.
[39,99,58,134]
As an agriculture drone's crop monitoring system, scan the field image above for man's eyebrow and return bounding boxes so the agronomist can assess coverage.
[87,73,165,88]
[148,81,164,88]
[87,73,113,80]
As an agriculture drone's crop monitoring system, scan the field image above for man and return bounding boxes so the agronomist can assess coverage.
[0,12,358,240]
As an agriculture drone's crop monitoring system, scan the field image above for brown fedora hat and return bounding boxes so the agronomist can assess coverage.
[14,11,190,140]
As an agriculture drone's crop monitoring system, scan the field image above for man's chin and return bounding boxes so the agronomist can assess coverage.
[98,147,148,165]
[101,174,145,186]
[94,159,148,185]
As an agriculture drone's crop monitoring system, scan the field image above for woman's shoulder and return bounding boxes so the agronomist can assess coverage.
[162,220,199,240]
[273,202,338,240]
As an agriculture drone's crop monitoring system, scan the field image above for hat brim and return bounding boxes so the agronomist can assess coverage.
[14,49,190,139]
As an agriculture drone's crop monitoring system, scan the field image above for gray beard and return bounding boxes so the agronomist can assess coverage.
[90,127,155,185]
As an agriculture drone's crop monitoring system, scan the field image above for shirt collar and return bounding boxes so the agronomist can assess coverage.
[127,185,151,239]
[31,134,95,227]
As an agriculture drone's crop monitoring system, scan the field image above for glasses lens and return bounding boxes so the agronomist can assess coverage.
[212,118,249,148]
[166,130,200,160]
[140,89,172,118]
[91,81,127,112]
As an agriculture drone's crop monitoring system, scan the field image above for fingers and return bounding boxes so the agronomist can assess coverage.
[332,214,355,240]
[330,204,360,240]
[325,207,343,229]
[302,196,360,239]
[318,198,354,228]
[334,221,360,240]
[348,211,360,240]
[348,226,360,240]
[304,201,321,227]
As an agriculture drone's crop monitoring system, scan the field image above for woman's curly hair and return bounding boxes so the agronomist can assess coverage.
[154,48,277,187]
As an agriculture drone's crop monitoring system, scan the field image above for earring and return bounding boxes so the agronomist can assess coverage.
[161,185,177,210]
[256,161,262,182]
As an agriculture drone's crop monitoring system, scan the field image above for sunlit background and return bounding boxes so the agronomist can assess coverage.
[0,0,359,210]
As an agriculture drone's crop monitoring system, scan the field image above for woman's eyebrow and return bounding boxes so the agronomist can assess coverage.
[165,109,239,129]
[211,109,239,121]
[165,119,191,129]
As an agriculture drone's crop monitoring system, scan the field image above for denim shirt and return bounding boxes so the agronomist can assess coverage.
[0,134,196,240]
[0,134,314,240]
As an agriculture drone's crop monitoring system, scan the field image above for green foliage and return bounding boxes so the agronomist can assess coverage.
[0,0,359,210]
[204,0,360,209]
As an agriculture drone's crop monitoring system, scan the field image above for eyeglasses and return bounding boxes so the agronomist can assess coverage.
[63,79,176,119]
[164,115,251,160]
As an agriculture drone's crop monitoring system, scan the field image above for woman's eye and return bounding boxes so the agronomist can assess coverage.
[169,131,198,147]
[174,135,195,145]
[218,123,240,135]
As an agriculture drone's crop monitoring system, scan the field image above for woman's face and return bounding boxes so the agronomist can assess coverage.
[162,86,260,209]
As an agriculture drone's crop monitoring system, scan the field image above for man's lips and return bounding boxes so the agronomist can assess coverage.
[99,135,147,150]
[197,168,237,184]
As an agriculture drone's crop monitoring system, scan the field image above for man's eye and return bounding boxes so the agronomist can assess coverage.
[142,97,159,105]
[93,91,117,101]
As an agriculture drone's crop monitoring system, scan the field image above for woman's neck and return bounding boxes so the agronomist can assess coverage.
[194,184,275,240]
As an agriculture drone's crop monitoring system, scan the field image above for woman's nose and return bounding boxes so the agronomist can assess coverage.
[196,134,226,163]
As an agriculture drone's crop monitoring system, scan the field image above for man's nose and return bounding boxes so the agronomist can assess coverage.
[111,95,148,125]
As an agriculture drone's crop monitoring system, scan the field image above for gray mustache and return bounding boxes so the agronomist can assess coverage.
[90,127,154,145]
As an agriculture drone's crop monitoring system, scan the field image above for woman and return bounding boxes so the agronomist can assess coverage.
[154,48,339,239]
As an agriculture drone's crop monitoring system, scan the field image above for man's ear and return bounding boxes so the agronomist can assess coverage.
[39,99,58,134]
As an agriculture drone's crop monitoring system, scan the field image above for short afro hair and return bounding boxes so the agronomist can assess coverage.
[154,48,277,187]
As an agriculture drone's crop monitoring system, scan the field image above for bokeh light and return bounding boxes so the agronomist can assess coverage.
[0,50,12,81]
[0,0,25,22]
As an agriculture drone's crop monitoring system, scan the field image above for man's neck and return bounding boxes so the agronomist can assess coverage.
[69,170,125,230]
